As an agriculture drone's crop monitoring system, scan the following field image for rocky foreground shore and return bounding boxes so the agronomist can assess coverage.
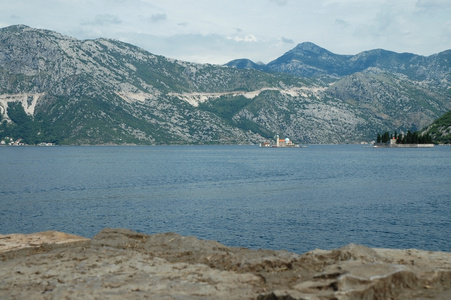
[1,228,450,299]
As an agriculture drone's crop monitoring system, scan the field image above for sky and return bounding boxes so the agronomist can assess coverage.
[1,0,451,65]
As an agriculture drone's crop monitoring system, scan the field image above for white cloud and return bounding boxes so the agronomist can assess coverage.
[281,37,294,44]
[150,13,167,23]
[81,14,122,26]
[416,0,451,10]
[269,0,288,6]
[334,19,349,28]
[227,34,258,43]
[0,0,450,63]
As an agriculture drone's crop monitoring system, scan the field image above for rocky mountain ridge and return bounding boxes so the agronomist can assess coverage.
[227,42,451,138]
[1,25,450,145]
[227,41,451,83]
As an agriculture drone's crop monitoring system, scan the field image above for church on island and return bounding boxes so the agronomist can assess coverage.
[260,135,300,148]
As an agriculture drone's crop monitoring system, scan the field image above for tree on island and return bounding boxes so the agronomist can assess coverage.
[377,130,433,144]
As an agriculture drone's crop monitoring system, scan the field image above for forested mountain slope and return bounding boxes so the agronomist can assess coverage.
[423,110,451,144]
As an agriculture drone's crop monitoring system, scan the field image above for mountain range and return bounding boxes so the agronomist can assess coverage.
[1,25,450,145]
[227,41,451,82]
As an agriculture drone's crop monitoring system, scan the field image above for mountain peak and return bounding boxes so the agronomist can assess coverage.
[1,24,31,32]
[283,42,339,60]
[293,42,327,53]
[224,58,267,71]
[0,24,70,41]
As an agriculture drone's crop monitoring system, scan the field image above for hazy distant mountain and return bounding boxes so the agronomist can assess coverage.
[265,42,353,77]
[227,41,451,139]
[224,59,268,71]
[227,41,451,84]
[1,25,450,145]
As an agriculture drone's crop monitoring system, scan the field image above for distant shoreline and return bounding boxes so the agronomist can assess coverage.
[373,143,435,148]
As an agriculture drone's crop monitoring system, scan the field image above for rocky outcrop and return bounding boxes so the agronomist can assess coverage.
[1,228,450,299]
[0,231,89,253]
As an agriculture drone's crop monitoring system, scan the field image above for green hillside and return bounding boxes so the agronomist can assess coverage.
[423,110,451,144]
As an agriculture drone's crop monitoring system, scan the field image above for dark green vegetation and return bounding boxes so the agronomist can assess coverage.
[376,130,433,144]
[422,110,451,144]
[1,102,58,144]
[198,95,273,139]
[1,25,450,145]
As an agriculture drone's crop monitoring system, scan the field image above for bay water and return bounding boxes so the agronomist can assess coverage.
[1,145,450,254]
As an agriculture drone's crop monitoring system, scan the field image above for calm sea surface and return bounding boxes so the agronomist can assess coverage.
[1,145,450,254]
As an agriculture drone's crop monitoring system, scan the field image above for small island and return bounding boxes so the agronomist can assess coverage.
[374,130,434,148]
[260,135,301,148]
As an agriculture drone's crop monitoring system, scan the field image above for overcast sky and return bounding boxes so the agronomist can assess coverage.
[1,0,450,64]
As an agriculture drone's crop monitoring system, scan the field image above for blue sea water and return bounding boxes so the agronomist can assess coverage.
[1,145,450,254]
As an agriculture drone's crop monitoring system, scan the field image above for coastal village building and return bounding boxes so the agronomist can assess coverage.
[374,136,434,148]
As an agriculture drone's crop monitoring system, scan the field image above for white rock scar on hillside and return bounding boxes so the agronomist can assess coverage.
[0,93,44,119]
[168,86,326,107]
